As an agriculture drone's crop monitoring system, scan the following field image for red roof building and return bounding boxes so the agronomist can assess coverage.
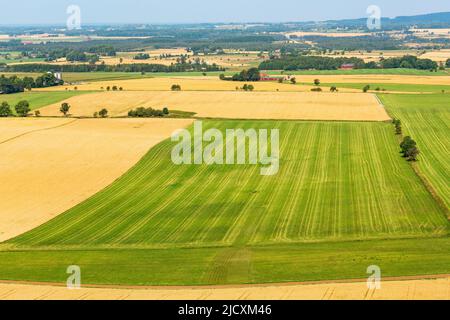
[340,64,355,70]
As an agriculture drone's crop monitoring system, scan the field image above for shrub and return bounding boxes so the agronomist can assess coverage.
[99,108,109,118]
[128,107,167,118]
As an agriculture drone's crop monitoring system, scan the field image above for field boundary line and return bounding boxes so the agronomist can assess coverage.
[0,274,449,291]
[410,162,450,219]
[373,93,393,118]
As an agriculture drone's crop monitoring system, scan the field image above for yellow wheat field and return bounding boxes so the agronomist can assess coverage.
[316,50,418,63]
[37,90,390,121]
[419,50,450,62]
[0,118,193,242]
[33,76,362,92]
[0,277,448,300]
[410,28,450,39]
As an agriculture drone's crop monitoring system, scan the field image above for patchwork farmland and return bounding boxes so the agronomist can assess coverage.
[1,9,450,300]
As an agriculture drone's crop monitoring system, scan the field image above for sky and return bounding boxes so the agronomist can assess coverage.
[1,0,450,25]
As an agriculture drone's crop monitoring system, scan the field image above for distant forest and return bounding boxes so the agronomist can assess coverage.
[259,55,439,71]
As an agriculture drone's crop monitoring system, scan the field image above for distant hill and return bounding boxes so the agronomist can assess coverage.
[319,12,450,30]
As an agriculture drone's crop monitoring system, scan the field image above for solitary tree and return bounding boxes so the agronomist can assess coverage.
[363,85,371,93]
[60,102,71,116]
[330,86,338,92]
[314,79,321,86]
[15,100,30,117]
[0,101,12,117]
[163,107,169,115]
[290,77,297,85]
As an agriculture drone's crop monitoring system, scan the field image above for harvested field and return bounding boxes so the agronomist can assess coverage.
[313,50,417,63]
[37,91,390,121]
[419,49,450,62]
[0,118,72,142]
[0,118,193,242]
[0,276,449,300]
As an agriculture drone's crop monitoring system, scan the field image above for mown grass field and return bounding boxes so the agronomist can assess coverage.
[379,94,450,210]
[315,82,450,93]
[7,120,447,249]
[0,236,450,286]
[0,91,91,113]
[265,68,450,76]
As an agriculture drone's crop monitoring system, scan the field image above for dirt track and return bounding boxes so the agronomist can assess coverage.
[0,276,448,300]
[0,118,193,242]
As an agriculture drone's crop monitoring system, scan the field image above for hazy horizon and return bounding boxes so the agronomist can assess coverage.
[0,0,450,25]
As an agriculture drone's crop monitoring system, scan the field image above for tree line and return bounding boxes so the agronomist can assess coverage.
[220,68,261,81]
[0,73,63,94]
[3,62,223,73]
[393,119,420,162]
[259,55,439,71]
[128,107,170,118]
[0,100,30,117]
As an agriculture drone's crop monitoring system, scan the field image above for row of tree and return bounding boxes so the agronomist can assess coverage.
[393,119,420,161]
[128,107,169,118]
[220,68,261,81]
[0,73,63,94]
[0,100,30,117]
[134,53,150,60]
[4,62,223,73]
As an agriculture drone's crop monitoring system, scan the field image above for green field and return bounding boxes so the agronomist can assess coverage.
[265,68,450,76]
[0,237,449,286]
[8,121,447,250]
[0,71,236,83]
[380,94,450,210]
[315,83,450,93]
[0,91,91,113]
